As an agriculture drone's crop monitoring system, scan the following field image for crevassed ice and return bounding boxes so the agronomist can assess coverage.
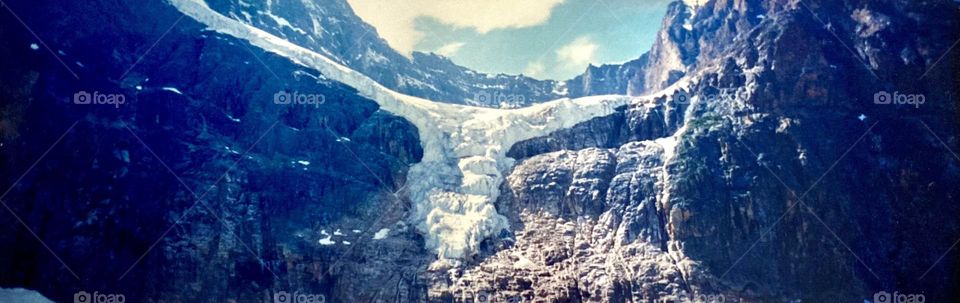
[171,0,638,260]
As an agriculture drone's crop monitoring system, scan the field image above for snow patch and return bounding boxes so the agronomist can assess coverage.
[262,10,308,35]
[162,87,183,95]
[224,146,240,155]
[512,251,537,269]
[318,236,335,245]
[373,228,390,240]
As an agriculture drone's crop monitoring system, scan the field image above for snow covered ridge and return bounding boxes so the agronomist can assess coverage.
[169,0,667,261]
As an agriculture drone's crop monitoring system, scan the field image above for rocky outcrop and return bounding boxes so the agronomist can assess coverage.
[565,57,649,98]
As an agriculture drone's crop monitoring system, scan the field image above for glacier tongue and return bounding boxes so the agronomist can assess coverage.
[171,0,632,260]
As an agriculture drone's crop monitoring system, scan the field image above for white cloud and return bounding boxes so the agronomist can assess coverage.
[522,37,599,79]
[435,42,466,57]
[556,36,598,71]
[523,60,546,78]
[682,0,708,7]
[347,0,565,54]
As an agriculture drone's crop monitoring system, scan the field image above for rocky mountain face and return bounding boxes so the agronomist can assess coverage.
[0,0,433,301]
[201,0,564,107]
[565,0,778,98]
[564,56,650,98]
[453,0,960,302]
[1,0,959,303]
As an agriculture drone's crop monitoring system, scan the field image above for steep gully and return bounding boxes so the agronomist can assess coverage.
[171,0,694,266]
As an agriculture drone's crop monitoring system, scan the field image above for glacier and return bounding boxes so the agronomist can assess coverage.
[169,0,682,261]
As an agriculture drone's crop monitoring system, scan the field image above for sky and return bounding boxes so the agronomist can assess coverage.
[346,0,674,80]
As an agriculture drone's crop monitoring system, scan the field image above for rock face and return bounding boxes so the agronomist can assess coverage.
[0,0,431,302]
[455,1,960,302]
[565,57,649,98]
[565,0,769,98]
[1,0,959,303]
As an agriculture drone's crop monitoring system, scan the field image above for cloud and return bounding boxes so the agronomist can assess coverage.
[435,42,466,57]
[523,60,547,78]
[556,36,598,71]
[520,36,597,80]
[347,0,565,54]
[682,0,708,7]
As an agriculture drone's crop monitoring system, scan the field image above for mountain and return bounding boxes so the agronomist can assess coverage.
[473,0,960,301]
[564,0,765,97]
[201,0,565,107]
[564,56,649,98]
[1,0,958,302]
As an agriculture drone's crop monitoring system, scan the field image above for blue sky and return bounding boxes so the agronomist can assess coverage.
[347,0,673,80]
